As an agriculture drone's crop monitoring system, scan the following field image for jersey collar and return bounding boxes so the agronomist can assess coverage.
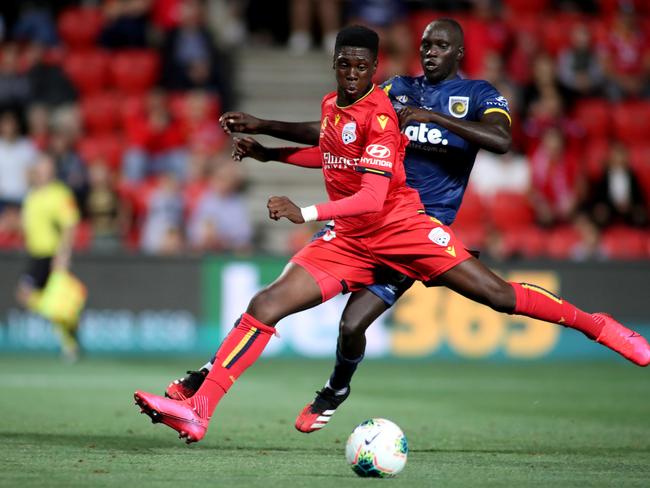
[336,84,375,109]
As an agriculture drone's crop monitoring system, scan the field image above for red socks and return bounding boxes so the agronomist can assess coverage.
[190,312,275,418]
[510,282,604,339]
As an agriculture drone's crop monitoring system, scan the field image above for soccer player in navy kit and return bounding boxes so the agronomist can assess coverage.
[162,20,649,435]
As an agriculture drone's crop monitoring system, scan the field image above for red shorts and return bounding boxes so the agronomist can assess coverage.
[291,213,471,296]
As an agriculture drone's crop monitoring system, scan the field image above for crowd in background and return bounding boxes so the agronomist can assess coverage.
[0,0,649,260]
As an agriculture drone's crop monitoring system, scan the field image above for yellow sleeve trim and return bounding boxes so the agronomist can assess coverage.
[483,108,511,125]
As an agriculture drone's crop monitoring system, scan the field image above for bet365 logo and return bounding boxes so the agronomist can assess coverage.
[404,123,448,146]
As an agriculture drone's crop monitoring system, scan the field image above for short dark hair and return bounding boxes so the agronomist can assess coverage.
[334,25,379,57]
[431,18,464,45]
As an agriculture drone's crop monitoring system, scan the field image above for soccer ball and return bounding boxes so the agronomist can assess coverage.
[345,418,408,478]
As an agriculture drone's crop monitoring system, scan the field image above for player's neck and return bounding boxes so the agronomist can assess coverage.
[424,72,459,85]
[336,84,374,108]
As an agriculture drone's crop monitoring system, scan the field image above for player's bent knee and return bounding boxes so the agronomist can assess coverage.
[246,289,283,325]
[339,317,364,338]
[485,282,516,313]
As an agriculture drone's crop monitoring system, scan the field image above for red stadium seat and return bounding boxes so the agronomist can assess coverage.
[110,50,160,94]
[600,227,647,260]
[77,134,125,169]
[58,7,104,49]
[454,191,484,228]
[73,221,93,251]
[168,92,221,123]
[583,140,609,182]
[612,102,650,146]
[499,226,546,258]
[572,99,611,141]
[63,50,109,95]
[504,0,549,15]
[541,14,585,56]
[81,92,120,134]
[546,226,583,260]
[487,192,535,231]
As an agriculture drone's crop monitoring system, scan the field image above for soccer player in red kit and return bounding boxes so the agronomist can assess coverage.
[134,25,649,444]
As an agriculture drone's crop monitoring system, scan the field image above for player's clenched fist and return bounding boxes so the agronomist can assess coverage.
[232,136,270,162]
[219,112,262,134]
[267,196,305,224]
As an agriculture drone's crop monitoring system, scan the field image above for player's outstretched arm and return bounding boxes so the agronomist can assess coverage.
[398,107,511,154]
[220,112,321,146]
[233,137,322,168]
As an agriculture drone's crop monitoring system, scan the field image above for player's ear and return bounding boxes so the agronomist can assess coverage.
[456,46,464,62]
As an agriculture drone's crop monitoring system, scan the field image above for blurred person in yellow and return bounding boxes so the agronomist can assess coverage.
[16,153,86,361]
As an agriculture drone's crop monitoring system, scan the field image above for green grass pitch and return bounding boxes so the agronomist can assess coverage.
[0,355,648,487]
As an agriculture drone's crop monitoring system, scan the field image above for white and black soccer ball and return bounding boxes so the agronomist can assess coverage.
[345,418,408,478]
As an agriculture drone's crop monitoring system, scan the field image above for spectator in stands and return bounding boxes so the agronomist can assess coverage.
[26,104,50,150]
[588,142,648,228]
[463,0,511,78]
[0,111,38,234]
[528,127,584,227]
[181,90,227,155]
[287,0,340,55]
[12,1,59,45]
[140,172,185,254]
[469,151,531,199]
[522,54,570,114]
[346,0,412,79]
[557,23,604,99]
[100,0,152,49]
[0,43,31,113]
[187,161,252,253]
[122,90,187,182]
[0,111,38,208]
[599,11,650,100]
[86,161,126,252]
[49,128,88,210]
[523,92,583,151]
[25,41,77,108]
[160,0,232,102]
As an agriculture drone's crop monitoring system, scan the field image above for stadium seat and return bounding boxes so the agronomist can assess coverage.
[73,221,93,251]
[62,50,109,95]
[81,92,120,134]
[487,192,535,231]
[77,134,125,169]
[454,225,487,251]
[583,140,609,182]
[546,226,583,260]
[541,14,585,56]
[168,92,221,123]
[572,99,610,141]
[110,50,160,94]
[612,102,650,146]
[454,191,484,228]
[499,226,546,258]
[57,7,103,49]
[504,0,549,15]
[600,226,647,260]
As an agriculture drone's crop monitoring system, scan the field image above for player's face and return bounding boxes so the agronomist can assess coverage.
[333,47,377,104]
[420,24,463,83]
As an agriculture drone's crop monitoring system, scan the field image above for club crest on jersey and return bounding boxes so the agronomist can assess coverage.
[448,96,469,118]
[342,121,357,144]
[322,229,336,241]
[428,227,450,247]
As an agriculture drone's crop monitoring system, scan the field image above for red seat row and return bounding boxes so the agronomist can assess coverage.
[63,49,160,95]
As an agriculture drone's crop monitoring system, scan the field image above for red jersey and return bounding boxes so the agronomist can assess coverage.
[318,85,424,237]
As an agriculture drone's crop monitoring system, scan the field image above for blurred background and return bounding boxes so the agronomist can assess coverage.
[0,0,649,361]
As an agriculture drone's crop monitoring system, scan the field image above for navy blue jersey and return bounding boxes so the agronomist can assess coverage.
[380,75,510,225]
